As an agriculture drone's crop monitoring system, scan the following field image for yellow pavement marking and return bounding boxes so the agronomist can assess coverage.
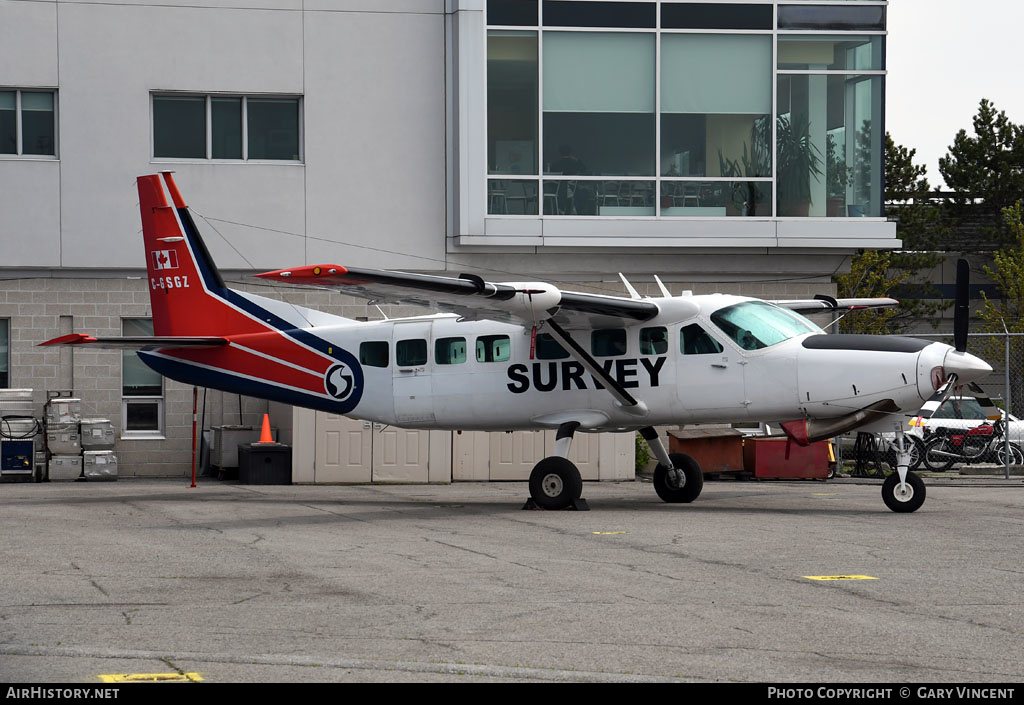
[592,531,628,535]
[803,575,878,581]
[98,673,203,683]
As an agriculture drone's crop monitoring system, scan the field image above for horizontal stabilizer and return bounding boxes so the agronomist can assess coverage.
[40,334,229,350]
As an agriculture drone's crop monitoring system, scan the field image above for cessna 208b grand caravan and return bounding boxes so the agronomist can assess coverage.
[43,173,994,513]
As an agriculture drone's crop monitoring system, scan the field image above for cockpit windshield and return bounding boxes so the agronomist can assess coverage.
[709,301,821,351]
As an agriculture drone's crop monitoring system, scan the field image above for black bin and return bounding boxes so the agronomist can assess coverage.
[238,443,292,485]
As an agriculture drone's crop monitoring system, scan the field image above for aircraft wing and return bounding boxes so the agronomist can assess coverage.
[255,265,660,329]
[772,296,899,313]
[40,334,229,349]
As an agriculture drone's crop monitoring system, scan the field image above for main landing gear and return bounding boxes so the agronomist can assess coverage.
[641,427,703,503]
[525,424,705,510]
[526,422,587,510]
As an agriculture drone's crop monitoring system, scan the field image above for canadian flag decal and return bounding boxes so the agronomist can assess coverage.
[152,250,179,271]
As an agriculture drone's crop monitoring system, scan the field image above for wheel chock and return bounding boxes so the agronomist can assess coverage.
[521,498,590,511]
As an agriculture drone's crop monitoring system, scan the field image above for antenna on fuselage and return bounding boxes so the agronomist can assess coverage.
[375,304,390,320]
[653,275,671,298]
[619,273,642,300]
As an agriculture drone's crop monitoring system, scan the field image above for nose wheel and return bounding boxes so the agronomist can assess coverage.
[882,471,926,513]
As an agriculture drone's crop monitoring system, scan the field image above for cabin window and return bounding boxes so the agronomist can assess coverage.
[591,329,627,357]
[476,335,511,362]
[396,339,428,367]
[536,332,569,360]
[359,341,389,368]
[640,326,668,355]
[680,324,724,355]
[435,337,468,365]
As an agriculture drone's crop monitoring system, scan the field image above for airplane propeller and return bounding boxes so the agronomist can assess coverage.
[911,258,994,430]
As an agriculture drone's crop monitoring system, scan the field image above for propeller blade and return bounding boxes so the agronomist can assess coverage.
[954,258,970,353]
[910,373,959,430]
[966,382,1003,422]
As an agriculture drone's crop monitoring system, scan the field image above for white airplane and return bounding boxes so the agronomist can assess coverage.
[42,173,993,513]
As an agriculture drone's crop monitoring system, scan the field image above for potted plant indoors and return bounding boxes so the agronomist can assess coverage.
[825,133,852,217]
[776,113,823,217]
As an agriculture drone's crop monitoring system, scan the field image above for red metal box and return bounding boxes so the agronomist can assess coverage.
[743,438,828,479]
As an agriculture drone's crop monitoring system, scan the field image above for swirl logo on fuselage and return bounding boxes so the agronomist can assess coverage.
[325,363,355,401]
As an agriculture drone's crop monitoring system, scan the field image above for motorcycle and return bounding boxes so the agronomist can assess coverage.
[922,418,1024,471]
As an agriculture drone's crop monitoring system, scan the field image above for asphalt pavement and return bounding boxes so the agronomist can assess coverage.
[1,476,1022,683]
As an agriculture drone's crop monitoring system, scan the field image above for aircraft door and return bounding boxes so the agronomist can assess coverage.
[675,322,748,421]
[392,321,436,425]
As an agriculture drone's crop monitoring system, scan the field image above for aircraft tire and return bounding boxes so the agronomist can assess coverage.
[528,456,583,510]
[882,471,926,513]
[653,453,703,504]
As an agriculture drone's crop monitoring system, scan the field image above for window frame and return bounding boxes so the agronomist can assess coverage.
[481,1,888,223]
[0,88,58,158]
[121,318,164,440]
[150,92,304,163]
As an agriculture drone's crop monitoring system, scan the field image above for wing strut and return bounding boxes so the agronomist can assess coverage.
[543,319,648,417]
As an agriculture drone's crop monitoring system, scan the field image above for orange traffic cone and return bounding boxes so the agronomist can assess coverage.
[257,413,274,444]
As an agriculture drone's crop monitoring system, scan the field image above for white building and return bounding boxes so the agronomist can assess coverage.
[0,0,893,481]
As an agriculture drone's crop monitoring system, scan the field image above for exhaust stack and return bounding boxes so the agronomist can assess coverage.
[780,399,901,446]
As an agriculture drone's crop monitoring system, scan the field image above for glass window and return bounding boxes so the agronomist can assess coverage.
[153,95,206,159]
[543,1,655,28]
[435,337,468,365]
[212,97,242,160]
[122,318,163,436]
[476,335,511,362]
[661,35,772,179]
[396,339,428,367]
[488,30,538,176]
[488,0,538,26]
[0,91,14,154]
[640,327,668,355]
[680,323,724,355]
[778,5,886,31]
[543,32,655,176]
[489,179,539,215]
[359,341,389,368]
[778,35,884,72]
[777,74,883,217]
[661,180,771,217]
[591,329,627,357]
[710,302,819,350]
[0,90,56,157]
[20,92,55,156]
[536,332,569,359]
[0,319,8,387]
[153,94,301,161]
[247,97,300,161]
[662,3,772,30]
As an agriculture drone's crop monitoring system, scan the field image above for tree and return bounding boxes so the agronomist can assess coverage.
[836,134,947,333]
[977,201,1024,413]
[939,99,1024,244]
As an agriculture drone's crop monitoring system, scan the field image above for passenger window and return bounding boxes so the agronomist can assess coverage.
[536,332,569,360]
[396,339,427,367]
[680,324,724,355]
[435,337,467,365]
[591,329,627,357]
[640,327,668,355]
[359,341,389,368]
[476,335,511,362]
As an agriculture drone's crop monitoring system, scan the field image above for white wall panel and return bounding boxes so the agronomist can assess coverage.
[0,161,61,266]
[0,0,57,86]
[303,10,446,271]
